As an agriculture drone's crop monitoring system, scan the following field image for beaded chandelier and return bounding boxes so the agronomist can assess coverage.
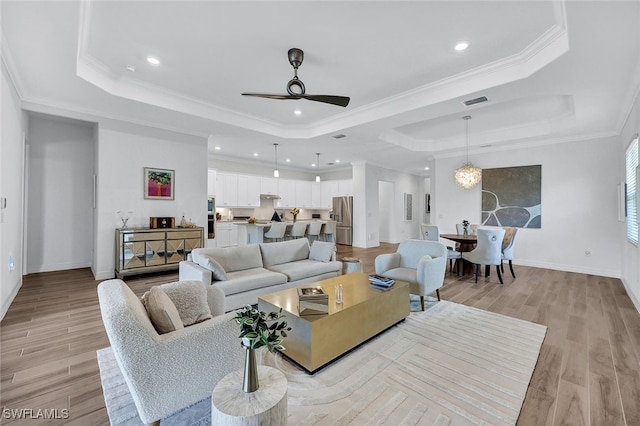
[454,116,482,189]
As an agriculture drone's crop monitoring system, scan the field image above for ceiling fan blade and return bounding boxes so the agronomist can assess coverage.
[242,93,301,100]
[300,94,350,107]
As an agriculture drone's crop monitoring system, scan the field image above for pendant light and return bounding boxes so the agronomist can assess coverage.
[315,153,321,182]
[454,115,482,189]
[273,143,279,178]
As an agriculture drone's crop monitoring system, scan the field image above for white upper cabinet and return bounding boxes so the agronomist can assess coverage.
[237,175,260,207]
[276,179,296,208]
[207,169,217,197]
[295,181,313,208]
[216,173,238,207]
[311,182,322,208]
[260,177,278,195]
[338,179,353,196]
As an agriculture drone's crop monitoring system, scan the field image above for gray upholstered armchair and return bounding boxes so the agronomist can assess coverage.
[97,279,244,425]
[374,239,447,310]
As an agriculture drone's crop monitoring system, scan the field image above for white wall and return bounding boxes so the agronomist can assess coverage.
[352,162,422,247]
[93,122,208,279]
[378,181,394,242]
[620,90,640,310]
[1,60,26,319]
[433,136,622,279]
[26,114,95,273]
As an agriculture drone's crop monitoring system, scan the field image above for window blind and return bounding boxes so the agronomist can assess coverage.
[626,135,639,244]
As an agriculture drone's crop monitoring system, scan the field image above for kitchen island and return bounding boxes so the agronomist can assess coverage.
[235,221,327,244]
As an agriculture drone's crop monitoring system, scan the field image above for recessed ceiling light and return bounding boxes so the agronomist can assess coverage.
[285,158,291,163]
[424,167,430,170]
[214,146,221,150]
[125,65,136,72]
[312,163,317,167]
[335,159,341,163]
[294,110,302,116]
[147,56,160,65]
[455,41,469,51]
[253,152,259,157]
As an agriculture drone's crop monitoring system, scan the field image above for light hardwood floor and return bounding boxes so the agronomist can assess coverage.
[1,243,639,425]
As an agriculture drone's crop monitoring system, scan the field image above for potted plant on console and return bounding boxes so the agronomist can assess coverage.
[235,305,291,392]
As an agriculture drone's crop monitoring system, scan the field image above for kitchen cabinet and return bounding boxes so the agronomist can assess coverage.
[295,181,313,208]
[237,175,260,207]
[260,177,278,195]
[115,227,204,278]
[215,223,238,247]
[338,179,353,196]
[207,170,217,197]
[216,173,238,207]
[321,181,339,208]
[276,179,296,208]
[311,182,322,208]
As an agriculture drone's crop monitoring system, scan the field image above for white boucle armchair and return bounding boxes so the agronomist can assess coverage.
[97,279,244,425]
[375,239,447,311]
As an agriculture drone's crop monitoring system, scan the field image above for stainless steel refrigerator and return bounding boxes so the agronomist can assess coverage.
[332,196,353,245]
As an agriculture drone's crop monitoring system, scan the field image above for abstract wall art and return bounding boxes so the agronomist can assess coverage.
[481,165,541,228]
[144,167,175,200]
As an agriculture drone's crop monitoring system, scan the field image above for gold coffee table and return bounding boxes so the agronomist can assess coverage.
[258,272,409,373]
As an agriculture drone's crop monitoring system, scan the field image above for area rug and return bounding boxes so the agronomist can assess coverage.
[97,299,546,425]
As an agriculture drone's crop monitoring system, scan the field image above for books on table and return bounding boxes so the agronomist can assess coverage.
[368,275,395,289]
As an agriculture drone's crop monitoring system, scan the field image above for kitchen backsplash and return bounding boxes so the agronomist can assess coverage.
[216,198,330,221]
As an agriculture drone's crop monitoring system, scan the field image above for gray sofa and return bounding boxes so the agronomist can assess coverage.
[179,238,342,311]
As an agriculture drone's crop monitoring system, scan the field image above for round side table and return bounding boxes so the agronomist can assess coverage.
[211,366,287,425]
[342,257,363,274]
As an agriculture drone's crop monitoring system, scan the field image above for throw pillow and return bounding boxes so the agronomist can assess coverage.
[158,281,213,326]
[141,286,185,334]
[196,255,228,281]
[309,241,335,263]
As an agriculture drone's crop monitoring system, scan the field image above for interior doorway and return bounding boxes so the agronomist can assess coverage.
[378,181,394,243]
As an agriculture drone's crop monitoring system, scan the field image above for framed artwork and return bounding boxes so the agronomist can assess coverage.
[481,165,541,228]
[425,193,431,214]
[144,167,175,200]
[404,193,413,221]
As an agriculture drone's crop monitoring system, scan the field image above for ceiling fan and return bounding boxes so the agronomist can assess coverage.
[242,48,350,108]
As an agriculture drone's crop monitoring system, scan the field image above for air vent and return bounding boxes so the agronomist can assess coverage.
[463,96,488,106]
[332,134,346,139]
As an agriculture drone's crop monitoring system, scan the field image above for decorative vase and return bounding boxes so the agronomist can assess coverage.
[463,228,468,237]
[242,341,259,393]
[293,214,297,223]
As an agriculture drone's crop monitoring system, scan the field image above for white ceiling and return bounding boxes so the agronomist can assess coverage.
[2,1,639,176]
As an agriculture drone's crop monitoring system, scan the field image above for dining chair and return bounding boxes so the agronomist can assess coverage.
[501,227,519,278]
[286,222,308,240]
[307,221,323,243]
[263,222,287,242]
[422,225,461,275]
[461,228,506,284]
[321,220,336,242]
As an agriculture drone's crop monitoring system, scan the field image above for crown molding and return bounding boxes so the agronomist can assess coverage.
[1,28,26,100]
[74,0,569,141]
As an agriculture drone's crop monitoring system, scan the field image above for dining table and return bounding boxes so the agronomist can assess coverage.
[440,233,478,275]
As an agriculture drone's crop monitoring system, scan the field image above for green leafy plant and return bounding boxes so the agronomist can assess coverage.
[235,305,292,353]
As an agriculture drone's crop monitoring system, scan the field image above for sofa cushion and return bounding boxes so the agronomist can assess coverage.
[260,238,310,267]
[191,245,263,273]
[379,267,417,284]
[268,259,342,282]
[141,286,184,334]
[215,268,287,296]
[309,241,335,263]
[196,255,228,281]
[156,281,213,326]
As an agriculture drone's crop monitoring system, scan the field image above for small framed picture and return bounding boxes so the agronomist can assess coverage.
[144,167,175,200]
[404,193,413,221]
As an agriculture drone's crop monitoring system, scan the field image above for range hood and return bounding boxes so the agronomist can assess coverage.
[260,194,281,200]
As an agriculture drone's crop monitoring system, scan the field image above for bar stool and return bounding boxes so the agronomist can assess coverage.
[286,222,308,240]
[306,222,323,243]
[263,223,287,243]
[321,220,336,242]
